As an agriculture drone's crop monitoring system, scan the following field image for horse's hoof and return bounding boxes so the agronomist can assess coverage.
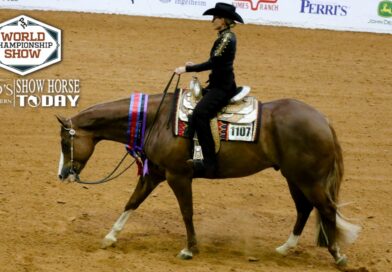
[275,244,290,256]
[101,236,117,249]
[335,255,348,266]
[177,248,193,260]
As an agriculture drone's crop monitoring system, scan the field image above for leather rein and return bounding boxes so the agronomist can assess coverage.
[62,73,180,185]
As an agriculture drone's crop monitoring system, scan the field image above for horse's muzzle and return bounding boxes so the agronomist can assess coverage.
[58,166,79,182]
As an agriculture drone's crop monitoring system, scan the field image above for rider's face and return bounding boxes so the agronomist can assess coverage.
[212,16,226,31]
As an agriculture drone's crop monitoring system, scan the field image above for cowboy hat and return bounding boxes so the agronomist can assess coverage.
[203,2,244,24]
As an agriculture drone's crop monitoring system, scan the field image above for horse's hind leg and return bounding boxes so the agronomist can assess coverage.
[276,181,313,255]
[308,184,347,265]
[101,173,164,248]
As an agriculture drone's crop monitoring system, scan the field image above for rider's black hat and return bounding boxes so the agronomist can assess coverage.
[203,2,244,24]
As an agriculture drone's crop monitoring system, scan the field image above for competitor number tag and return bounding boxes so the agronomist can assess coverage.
[228,123,253,141]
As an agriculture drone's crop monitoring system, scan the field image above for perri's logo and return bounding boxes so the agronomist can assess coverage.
[0,15,61,76]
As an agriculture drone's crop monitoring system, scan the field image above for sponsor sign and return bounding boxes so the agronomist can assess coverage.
[0,15,61,76]
[174,0,206,6]
[368,1,392,28]
[299,0,348,16]
[158,0,207,6]
[233,0,279,12]
[378,0,392,17]
[0,0,390,35]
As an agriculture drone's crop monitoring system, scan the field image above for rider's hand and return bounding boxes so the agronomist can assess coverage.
[175,66,186,75]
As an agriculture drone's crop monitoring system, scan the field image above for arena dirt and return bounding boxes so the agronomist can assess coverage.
[0,9,391,272]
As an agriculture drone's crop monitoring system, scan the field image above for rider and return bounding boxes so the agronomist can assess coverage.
[175,3,244,178]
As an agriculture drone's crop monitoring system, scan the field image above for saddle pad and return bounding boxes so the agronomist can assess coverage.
[173,89,261,142]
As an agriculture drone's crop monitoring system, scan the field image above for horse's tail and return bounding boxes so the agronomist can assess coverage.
[316,123,361,247]
[326,123,344,202]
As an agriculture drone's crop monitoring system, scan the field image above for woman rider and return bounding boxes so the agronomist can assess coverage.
[175,3,244,178]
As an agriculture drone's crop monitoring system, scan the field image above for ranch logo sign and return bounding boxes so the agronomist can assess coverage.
[0,15,61,76]
[233,0,279,12]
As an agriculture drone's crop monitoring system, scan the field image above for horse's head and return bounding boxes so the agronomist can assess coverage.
[56,115,95,182]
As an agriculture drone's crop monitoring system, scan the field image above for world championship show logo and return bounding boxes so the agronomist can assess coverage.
[0,15,81,108]
[0,15,61,76]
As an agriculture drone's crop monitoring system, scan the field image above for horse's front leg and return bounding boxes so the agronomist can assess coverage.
[166,171,197,260]
[101,172,164,248]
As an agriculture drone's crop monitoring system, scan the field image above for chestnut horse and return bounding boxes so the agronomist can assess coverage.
[56,92,360,266]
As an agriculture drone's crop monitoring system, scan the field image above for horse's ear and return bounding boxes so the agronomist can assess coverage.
[55,115,68,127]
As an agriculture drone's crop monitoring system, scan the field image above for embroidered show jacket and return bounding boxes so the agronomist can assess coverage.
[186,28,237,94]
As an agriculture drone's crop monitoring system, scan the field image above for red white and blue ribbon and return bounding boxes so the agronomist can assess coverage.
[126,93,149,176]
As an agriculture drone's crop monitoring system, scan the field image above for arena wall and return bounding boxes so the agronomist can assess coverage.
[1,0,391,34]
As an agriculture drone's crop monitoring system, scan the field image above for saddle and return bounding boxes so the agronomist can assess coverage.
[174,77,261,160]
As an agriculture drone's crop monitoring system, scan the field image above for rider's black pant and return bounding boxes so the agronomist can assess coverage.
[190,88,233,167]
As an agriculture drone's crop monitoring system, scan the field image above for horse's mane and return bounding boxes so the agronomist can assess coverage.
[71,93,170,129]
[71,97,130,129]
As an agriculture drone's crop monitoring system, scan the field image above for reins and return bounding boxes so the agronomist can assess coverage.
[64,73,180,185]
[62,120,136,185]
[143,73,180,149]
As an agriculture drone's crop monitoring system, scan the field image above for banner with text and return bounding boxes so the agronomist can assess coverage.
[1,0,391,34]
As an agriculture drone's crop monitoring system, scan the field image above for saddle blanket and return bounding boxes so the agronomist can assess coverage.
[173,89,261,142]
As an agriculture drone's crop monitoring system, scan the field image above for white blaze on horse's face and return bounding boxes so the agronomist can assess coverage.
[57,150,77,182]
[58,129,95,182]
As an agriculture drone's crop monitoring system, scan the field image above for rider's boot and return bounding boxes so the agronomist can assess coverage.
[187,155,217,178]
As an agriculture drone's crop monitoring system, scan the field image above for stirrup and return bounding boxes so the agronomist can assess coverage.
[192,135,204,160]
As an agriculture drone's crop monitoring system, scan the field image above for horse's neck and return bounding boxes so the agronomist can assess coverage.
[71,94,171,145]
[73,98,131,144]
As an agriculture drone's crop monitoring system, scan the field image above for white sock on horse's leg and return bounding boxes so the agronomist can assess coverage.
[58,152,64,177]
[101,210,132,248]
[276,232,300,255]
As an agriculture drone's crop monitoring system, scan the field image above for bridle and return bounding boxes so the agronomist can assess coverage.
[62,119,135,184]
[63,121,77,176]
[60,73,180,185]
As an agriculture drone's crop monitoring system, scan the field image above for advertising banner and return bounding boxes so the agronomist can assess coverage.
[1,1,391,34]
[0,2,391,272]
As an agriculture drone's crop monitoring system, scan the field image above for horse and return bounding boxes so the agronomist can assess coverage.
[56,88,360,266]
